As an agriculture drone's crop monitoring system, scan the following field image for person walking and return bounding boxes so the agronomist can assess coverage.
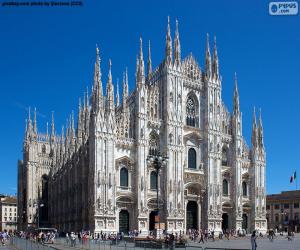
[198,231,204,244]
[251,231,257,250]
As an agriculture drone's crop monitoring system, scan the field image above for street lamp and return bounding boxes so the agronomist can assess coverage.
[34,201,44,229]
[147,151,168,238]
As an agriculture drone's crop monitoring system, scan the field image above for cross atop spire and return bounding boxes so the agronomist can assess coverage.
[174,18,181,63]
[165,16,173,63]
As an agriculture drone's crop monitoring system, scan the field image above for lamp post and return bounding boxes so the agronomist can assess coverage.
[147,151,168,238]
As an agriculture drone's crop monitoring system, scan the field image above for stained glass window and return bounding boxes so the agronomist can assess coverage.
[186,96,196,127]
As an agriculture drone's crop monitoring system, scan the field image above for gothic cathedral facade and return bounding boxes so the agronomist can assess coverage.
[18,18,267,234]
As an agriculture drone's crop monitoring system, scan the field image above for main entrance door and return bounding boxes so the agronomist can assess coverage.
[119,210,129,234]
[149,211,157,231]
[222,213,229,231]
[186,201,198,230]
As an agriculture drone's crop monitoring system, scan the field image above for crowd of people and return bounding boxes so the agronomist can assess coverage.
[1,227,298,249]
[0,230,10,246]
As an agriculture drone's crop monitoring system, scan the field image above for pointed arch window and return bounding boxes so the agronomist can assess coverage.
[223,179,229,196]
[186,95,199,127]
[242,181,247,196]
[188,148,197,169]
[150,171,158,190]
[120,167,128,188]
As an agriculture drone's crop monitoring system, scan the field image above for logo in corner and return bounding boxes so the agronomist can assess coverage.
[269,1,298,15]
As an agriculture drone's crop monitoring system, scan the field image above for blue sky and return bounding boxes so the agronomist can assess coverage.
[0,0,299,195]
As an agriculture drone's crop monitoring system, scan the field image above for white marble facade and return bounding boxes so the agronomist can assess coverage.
[18,18,267,234]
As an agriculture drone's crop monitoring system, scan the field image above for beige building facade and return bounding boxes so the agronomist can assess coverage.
[0,195,17,232]
[266,191,300,232]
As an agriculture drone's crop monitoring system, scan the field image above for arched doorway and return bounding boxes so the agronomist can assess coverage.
[119,210,129,234]
[222,213,229,231]
[149,211,157,231]
[186,201,198,230]
[242,214,248,231]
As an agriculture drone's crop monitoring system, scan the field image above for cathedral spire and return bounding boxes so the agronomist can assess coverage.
[251,107,258,148]
[123,68,129,106]
[174,18,181,64]
[116,78,120,106]
[93,45,103,112]
[205,33,212,79]
[77,98,83,141]
[137,37,145,85]
[51,111,55,136]
[25,107,33,140]
[85,87,89,108]
[46,122,49,138]
[50,111,55,145]
[258,108,264,148]
[165,16,173,63]
[106,59,114,112]
[212,35,219,80]
[32,107,37,136]
[147,40,152,77]
[233,72,240,115]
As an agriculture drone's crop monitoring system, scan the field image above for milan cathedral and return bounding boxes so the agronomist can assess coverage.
[18,18,267,234]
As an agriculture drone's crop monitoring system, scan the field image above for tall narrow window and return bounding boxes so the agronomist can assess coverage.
[120,167,128,187]
[242,181,247,196]
[223,179,229,196]
[186,96,198,127]
[188,148,197,169]
[150,171,158,190]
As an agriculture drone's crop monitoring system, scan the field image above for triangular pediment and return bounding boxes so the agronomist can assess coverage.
[115,155,134,165]
[182,54,202,81]
[183,131,202,144]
